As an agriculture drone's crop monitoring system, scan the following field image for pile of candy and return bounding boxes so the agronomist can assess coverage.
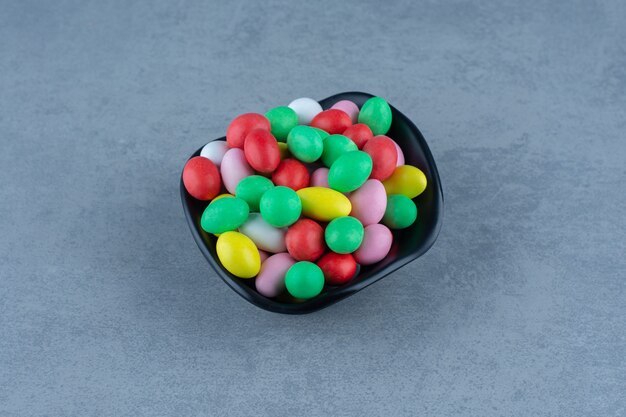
[183,96,427,300]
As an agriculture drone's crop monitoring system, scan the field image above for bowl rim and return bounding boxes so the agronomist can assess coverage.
[180,91,444,314]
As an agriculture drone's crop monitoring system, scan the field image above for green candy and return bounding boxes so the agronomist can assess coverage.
[311,127,330,141]
[328,151,372,192]
[383,194,417,229]
[358,96,392,135]
[325,216,364,254]
[265,106,298,142]
[321,134,358,167]
[201,197,249,234]
[285,261,325,299]
[259,186,302,227]
[287,125,323,162]
[235,175,274,212]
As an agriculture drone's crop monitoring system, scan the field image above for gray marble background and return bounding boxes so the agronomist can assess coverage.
[1,1,625,416]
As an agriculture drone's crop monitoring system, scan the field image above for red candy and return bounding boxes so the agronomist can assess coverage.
[286,219,326,261]
[317,252,357,285]
[244,129,280,173]
[310,109,352,135]
[271,158,310,190]
[342,123,374,149]
[226,113,270,149]
[182,156,221,200]
[362,135,398,180]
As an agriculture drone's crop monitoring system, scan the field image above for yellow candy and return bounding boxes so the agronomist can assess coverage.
[216,231,260,278]
[277,142,290,159]
[382,165,427,198]
[296,187,352,221]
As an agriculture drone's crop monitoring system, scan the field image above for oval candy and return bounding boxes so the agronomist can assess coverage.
[182,156,221,200]
[243,129,280,173]
[321,134,358,167]
[310,167,330,188]
[363,135,398,181]
[317,252,357,286]
[325,216,364,254]
[255,253,296,297]
[221,148,254,194]
[285,219,325,262]
[288,97,323,125]
[287,125,323,163]
[310,109,352,135]
[342,123,373,149]
[238,213,287,253]
[216,231,261,278]
[328,151,373,193]
[358,97,392,136]
[200,140,229,167]
[296,187,352,221]
[201,196,249,234]
[348,179,387,226]
[354,224,393,265]
[265,106,298,142]
[226,113,270,149]
[259,186,302,228]
[235,175,274,212]
[285,261,325,299]
[272,158,310,190]
[330,100,359,124]
[382,165,427,198]
[382,194,417,229]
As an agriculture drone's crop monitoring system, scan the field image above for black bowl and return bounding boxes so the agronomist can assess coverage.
[181,91,443,314]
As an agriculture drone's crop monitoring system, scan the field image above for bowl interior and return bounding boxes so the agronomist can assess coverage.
[181,91,443,314]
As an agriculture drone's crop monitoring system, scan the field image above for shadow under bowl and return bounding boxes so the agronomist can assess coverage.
[181,91,444,314]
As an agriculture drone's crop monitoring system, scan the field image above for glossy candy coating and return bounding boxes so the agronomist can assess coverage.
[221,148,254,194]
[325,216,364,254]
[330,100,359,124]
[358,97,392,136]
[259,186,302,228]
[285,219,325,261]
[382,165,427,198]
[328,151,373,192]
[243,129,280,173]
[317,252,357,286]
[310,109,352,135]
[201,196,249,234]
[216,231,260,278]
[354,224,393,265]
[272,158,310,190]
[255,253,296,297]
[285,261,325,299]
[296,187,351,221]
[182,156,221,200]
[311,127,329,141]
[342,123,373,149]
[288,97,323,125]
[226,113,270,149]
[382,194,417,229]
[238,213,287,253]
[200,140,229,166]
[321,134,358,167]
[363,135,398,181]
[287,125,323,163]
[235,175,274,212]
[310,167,329,188]
[264,106,298,142]
[348,179,387,226]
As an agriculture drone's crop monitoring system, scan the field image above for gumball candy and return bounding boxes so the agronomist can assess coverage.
[287,125,323,163]
[235,175,274,212]
[342,123,373,149]
[243,129,280,173]
[216,231,260,278]
[238,213,287,253]
[363,135,398,181]
[288,97,323,125]
[310,109,352,135]
[354,224,393,265]
[226,113,270,149]
[321,134,358,167]
[296,187,352,221]
[265,106,298,142]
[272,158,310,190]
[317,252,357,286]
[382,165,427,198]
[285,219,325,261]
[330,100,359,124]
[358,97,392,135]
[390,138,405,166]
[285,261,325,299]
[221,148,254,194]
[349,179,387,226]
[325,216,364,254]
[310,167,329,188]
[259,186,302,228]
[256,253,296,297]
[201,196,249,234]
[200,140,229,166]
[311,127,329,141]
[383,194,417,229]
[328,151,373,192]
[182,156,221,200]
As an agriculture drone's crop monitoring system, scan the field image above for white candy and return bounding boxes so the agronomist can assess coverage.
[238,213,287,253]
[288,97,323,125]
[200,140,229,166]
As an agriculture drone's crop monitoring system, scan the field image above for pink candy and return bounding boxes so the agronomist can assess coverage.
[331,100,360,124]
